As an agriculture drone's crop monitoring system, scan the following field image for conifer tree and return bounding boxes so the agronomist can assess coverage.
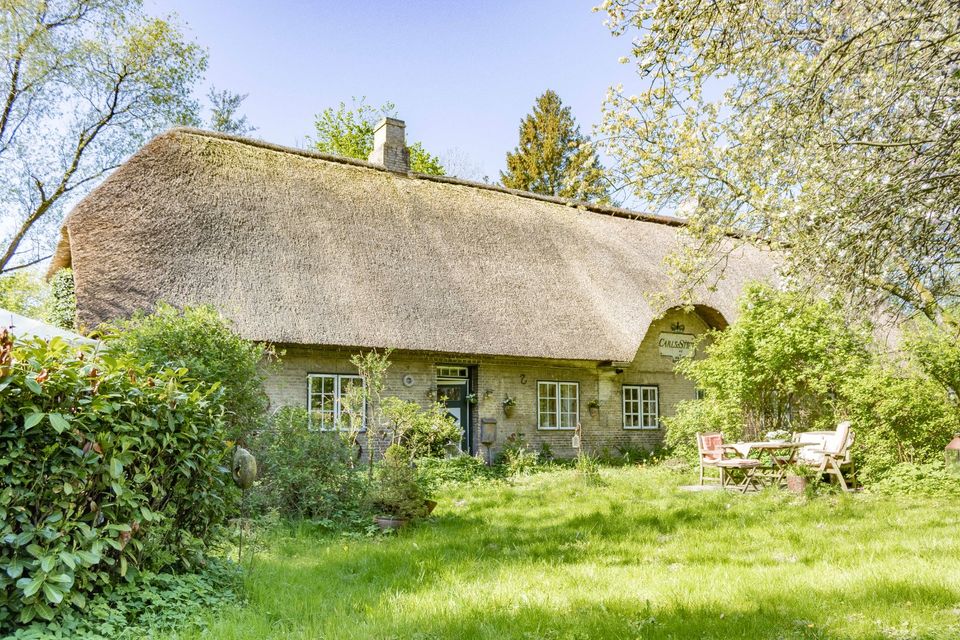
[501,90,608,202]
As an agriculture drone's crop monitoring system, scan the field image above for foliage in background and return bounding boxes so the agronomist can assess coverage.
[501,90,608,202]
[870,460,960,497]
[205,86,256,136]
[104,303,274,443]
[0,0,206,273]
[9,560,241,640]
[309,98,445,175]
[665,397,744,463]
[44,269,76,331]
[380,397,462,459]
[597,1,960,330]
[903,317,960,403]
[247,407,369,529]
[0,333,233,628]
[0,271,45,317]
[842,362,960,484]
[670,283,871,445]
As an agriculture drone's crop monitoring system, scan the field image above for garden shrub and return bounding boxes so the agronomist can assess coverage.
[380,397,462,458]
[842,362,960,484]
[664,397,744,464]
[869,460,960,497]
[104,303,275,443]
[0,332,233,629]
[371,445,429,520]
[247,407,369,528]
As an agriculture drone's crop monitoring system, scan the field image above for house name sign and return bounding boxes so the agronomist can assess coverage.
[658,323,697,361]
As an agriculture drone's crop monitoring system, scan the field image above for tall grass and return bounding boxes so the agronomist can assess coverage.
[175,467,960,639]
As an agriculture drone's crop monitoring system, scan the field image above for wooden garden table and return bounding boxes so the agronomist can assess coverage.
[723,441,810,487]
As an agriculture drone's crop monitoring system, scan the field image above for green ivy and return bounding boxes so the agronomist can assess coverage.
[9,560,241,639]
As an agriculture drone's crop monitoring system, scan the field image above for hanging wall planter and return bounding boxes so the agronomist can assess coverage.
[588,399,600,418]
[502,396,516,419]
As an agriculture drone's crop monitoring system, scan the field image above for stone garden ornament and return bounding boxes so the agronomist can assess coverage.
[232,446,257,561]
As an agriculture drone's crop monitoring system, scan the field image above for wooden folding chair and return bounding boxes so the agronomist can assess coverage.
[718,457,763,493]
[807,421,855,491]
[696,432,724,485]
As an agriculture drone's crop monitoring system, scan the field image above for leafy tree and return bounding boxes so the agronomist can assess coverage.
[597,1,960,328]
[104,303,275,442]
[0,0,206,273]
[206,86,255,135]
[0,271,44,316]
[666,283,872,458]
[501,90,608,202]
[309,98,445,175]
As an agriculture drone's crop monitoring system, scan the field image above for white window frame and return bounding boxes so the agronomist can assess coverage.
[537,381,579,430]
[623,385,659,430]
[307,374,364,431]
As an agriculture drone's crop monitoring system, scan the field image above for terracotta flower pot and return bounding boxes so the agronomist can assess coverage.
[374,515,408,531]
[786,475,808,494]
[503,405,515,419]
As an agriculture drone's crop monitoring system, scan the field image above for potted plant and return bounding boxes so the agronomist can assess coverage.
[587,399,601,418]
[371,445,430,530]
[466,392,478,405]
[502,396,516,418]
[784,463,813,494]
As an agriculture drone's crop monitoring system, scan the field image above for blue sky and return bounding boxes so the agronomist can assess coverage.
[148,0,632,181]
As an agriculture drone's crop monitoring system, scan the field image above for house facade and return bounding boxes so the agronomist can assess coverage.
[48,120,777,457]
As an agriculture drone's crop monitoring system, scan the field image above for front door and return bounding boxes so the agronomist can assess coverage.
[436,376,471,454]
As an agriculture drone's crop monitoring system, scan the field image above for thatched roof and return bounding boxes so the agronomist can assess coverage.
[49,128,777,361]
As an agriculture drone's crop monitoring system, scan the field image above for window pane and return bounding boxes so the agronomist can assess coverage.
[559,383,578,429]
[538,382,557,429]
[623,386,639,428]
[309,375,336,430]
[640,387,658,428]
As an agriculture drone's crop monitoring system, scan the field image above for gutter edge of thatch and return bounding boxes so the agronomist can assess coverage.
[166,127,690,229]
[46,227,72,280]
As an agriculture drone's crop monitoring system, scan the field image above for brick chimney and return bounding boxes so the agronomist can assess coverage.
[368,117,410,172]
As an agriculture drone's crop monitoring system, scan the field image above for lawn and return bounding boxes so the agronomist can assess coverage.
[179,467,960,640]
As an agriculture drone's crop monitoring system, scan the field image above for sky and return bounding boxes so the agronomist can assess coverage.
[147,0,633,181]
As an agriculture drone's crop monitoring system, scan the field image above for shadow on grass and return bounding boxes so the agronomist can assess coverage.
[369,579,960,640]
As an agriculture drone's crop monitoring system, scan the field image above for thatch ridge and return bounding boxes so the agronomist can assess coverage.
[51,127,777,361]
[163,127,688,227]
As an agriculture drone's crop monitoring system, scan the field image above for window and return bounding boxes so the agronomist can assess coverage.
[696,388,707,401]
[623,385,659,429]
[436,365,469,379]
[538,381,578,430]
[307,374,364,430]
